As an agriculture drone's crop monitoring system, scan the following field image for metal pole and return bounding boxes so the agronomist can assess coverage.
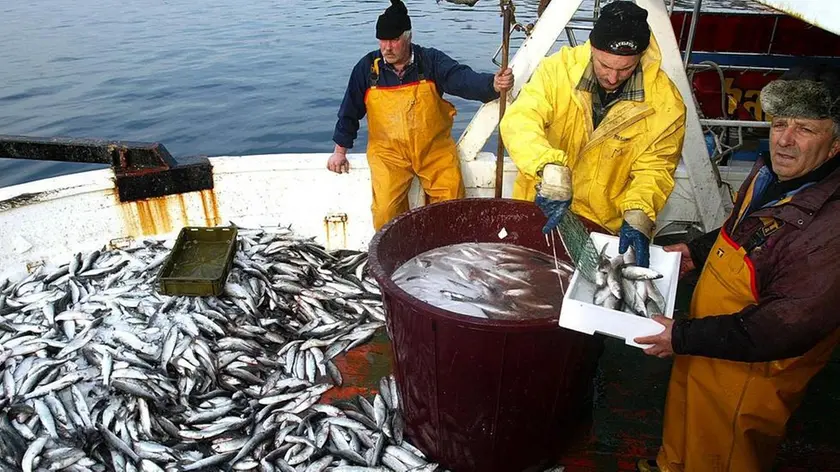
[683,0,703,69]
[495,0,513,199]
[668,0,676,16]
[537,0,550,18]
[688,63,787,73]
[566,27,578,47]
[767,16,779,54]
[699,119,771,128]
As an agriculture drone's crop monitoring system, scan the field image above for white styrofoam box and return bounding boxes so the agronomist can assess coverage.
[559,232,681,349]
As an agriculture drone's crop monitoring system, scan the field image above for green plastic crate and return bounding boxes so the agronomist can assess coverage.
[157,226,238,297]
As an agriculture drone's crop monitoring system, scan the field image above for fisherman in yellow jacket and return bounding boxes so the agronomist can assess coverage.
[500,0,686,268]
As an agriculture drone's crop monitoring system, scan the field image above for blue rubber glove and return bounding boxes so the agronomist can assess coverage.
[535,194,570,234]
[618,221,651,268]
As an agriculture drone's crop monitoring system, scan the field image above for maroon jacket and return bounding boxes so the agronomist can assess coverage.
[672,156,840,361]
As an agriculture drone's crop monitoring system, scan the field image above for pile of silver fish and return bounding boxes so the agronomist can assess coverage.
[0,224,446,472]
[592,245,667,318]
[391,242,574,321]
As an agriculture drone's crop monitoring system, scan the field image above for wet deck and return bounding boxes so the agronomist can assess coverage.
[325,281,840,471]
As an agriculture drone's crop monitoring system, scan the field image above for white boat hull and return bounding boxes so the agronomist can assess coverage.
[0,151,749,279]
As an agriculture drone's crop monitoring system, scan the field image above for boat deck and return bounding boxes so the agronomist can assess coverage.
[324,280,840,471]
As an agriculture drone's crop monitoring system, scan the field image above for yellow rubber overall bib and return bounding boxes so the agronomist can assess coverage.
[657,176,840,472]
[364,57,465,231]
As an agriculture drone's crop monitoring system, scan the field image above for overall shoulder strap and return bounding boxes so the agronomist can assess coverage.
[369,57,381,86]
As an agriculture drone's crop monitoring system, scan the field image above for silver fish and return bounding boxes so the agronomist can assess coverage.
[0,225,439,471]
[621,265,664,281]
[645,280,666,313]
[592,244,668,318]
[21,435,48,472]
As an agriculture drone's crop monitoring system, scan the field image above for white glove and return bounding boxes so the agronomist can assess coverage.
[538,163,572,201]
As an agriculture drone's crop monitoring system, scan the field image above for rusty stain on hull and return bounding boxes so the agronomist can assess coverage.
[324,213,348,251]
[200,189,222,227]
[117,188,222,237]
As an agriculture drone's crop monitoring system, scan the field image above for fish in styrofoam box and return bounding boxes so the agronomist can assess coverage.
[559,232,681,349]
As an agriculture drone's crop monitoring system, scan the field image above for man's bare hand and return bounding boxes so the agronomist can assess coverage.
[494,68,514,93]
[327,151,350,174]
[634,315,674,358]
[665,243,695,279]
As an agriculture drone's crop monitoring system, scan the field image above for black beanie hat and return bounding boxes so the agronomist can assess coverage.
[590,1,650,56]
[376,0,412,40]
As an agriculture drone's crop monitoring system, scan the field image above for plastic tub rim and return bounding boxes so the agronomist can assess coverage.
[156,225,238,297]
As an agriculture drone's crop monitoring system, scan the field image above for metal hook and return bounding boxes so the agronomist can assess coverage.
[491,23,530,67]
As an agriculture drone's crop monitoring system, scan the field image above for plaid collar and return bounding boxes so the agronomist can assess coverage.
[576,59,645,105]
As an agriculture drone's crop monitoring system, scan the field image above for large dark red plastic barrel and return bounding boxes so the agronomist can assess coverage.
[368,198,600,472]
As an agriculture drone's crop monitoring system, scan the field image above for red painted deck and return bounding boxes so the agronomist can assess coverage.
[325,294,840,471]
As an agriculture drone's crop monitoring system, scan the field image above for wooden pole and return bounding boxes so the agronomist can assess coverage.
[495,0,513,198]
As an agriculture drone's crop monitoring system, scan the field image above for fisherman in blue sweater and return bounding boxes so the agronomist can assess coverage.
[328,0,513,230]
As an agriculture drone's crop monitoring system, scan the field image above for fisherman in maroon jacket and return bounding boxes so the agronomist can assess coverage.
[635,66,840,472]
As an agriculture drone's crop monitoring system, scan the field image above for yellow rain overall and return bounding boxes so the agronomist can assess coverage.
[364,57,465,231]
[657,176,840,472]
